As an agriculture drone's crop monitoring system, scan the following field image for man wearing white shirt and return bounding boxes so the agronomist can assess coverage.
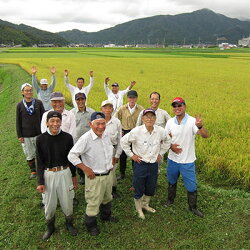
[164,97,209,217]
[64,69,94,108]
[121,109,171,219]
[136,92,171,128]
[68,112,118,236]
[104,77,136,113]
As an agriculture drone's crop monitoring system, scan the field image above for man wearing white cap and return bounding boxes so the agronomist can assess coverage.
[16,83,45,179]
[68,112,118,236]
[104,77,136,113]
[101,100,122,197]
[64,69,94,108]
[121,109,170,219]
[31,66,56,111]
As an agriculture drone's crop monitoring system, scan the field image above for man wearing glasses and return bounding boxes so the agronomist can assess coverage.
[164,97,209,217]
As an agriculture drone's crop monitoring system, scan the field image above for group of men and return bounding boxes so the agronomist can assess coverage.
[16,67,209,240]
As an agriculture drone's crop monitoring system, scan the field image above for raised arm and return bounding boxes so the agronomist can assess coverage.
[48,66,56,92]
[128,80,136,90]
[31,66,40,93]
[64,69,75,93]
[195,114,209,138]
[104,77,112,96]
[84,71,94,95]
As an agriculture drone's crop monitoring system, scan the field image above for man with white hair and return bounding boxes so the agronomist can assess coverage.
[16,83,45,179]
[31,66,56,111]
[68,112,118,236]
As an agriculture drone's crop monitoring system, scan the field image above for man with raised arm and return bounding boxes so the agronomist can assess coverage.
[31,66,56,111]
[104,77,136,113]
[64,69,94,107]
[164,97,209,217]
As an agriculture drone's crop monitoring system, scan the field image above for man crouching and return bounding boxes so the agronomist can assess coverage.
[36,111,78,240]
[68,112,118,236]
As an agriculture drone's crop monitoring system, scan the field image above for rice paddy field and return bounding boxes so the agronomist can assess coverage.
[0,47,250,249]
[0,47,249,190]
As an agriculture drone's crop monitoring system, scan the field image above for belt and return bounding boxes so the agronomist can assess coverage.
[46,166,68,172]
[94,170,111,176]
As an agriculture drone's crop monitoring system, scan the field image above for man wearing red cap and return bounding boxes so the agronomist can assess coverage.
[164,97,209,217]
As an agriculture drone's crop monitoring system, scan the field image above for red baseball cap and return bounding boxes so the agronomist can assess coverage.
[171,97,185,106]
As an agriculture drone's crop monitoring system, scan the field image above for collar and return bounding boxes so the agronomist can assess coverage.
[76,106,87,113]
[90,129,106,140]
[142,124,156,134]
[174,113,189,125]
[47,127,62,136]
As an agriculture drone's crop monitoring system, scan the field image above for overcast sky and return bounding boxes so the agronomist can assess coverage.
[0,0,249,33]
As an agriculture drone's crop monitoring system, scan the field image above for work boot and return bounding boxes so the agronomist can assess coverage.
[27,159,37,179]
[77,168,85,185]
[164,182,177,207]
[187,191,204,217]
[85,215,100,236]
[142,195,156,213]
[73,197,79,206]
[100,202,119,222]
[112,186,119,198]
[117,173,125,180]
[65,216,78,236]
[134,198,145,220]
[42,216,55,240]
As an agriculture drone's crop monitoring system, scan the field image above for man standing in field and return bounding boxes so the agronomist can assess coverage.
[101,100,122,197]
[64,69,94,108]
[70,92,95,185]
[68,112,118,236]
[16,83,45,179]
[36,111,78,240]
[31,66,56,111]
[115,90,144,180]
[104,77,136,113]
[120,109,170,219]
[164,97,209,217]
[136,92,171,128]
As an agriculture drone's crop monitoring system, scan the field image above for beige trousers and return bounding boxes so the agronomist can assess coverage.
[21,137,37,160]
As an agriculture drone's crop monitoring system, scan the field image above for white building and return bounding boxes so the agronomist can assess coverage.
[238,37,250,47]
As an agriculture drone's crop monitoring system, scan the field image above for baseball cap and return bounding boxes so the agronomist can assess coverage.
[50,92,65,101]
[127,90,138,98]
[75,92,86,100]
[47,111,62,122]
[40,79,48,85]
[142,108,156,116]
[171,97,185,106]
[21,83,32,91]
[91,112,105,121]
[101,100,113,107]
[111,83,119,87]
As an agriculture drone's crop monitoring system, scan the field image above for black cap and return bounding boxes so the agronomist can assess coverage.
[75,92,86,100]
[47,111,62,122]
[142,108,156,116]
[127,90,138,98]
[90,112,105,121]
[111,82,119,87]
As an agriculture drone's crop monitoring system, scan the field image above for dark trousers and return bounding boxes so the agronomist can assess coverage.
[119,129,132,175]
[133,161,158,199]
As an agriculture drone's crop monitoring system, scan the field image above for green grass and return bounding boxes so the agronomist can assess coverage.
[0,64,250,249]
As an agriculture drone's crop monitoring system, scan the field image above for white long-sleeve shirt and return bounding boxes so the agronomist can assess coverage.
[136,108,171,128]
[105,117,122,158]
[41,109,76,139]
[120,124,171,163]
[68,129,113,174]
[104,83,129,112]
[65,76,94,108]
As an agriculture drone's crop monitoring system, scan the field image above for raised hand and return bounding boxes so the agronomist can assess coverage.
[130,81,136,87]
[105,77,110,84]
[50,66,56,74]
[90,71,94,77]
[31,66,37,74]
[64,69,69,76]
[195,114,203,128]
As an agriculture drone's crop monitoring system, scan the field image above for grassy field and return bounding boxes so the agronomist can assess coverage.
[0,47,249,190]
[0,63,249,249]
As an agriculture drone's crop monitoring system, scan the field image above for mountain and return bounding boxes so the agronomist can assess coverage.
[0,19,68,46]
[58,9,250,45]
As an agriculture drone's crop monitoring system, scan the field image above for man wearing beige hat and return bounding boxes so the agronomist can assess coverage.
[16,83,45,179]
[31,66,56,111]
[68,112,118,236]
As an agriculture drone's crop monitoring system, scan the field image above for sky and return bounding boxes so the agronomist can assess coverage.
[0,0,249,33]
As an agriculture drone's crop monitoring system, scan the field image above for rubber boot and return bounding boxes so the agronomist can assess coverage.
[65,215,78,236]
[42,216,55,240]
[164,182,177,207]
[85,215,100,236]
[134,198,145,220]
[100,202,118,222]
[187,191,204,217]
[117,172,125,180]
[142,195,156,213]
[112,186,119,198]
[27,159,37,179]
[77,168,85,185]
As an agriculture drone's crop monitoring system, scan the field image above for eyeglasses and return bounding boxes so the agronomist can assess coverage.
[172,104,183,108]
